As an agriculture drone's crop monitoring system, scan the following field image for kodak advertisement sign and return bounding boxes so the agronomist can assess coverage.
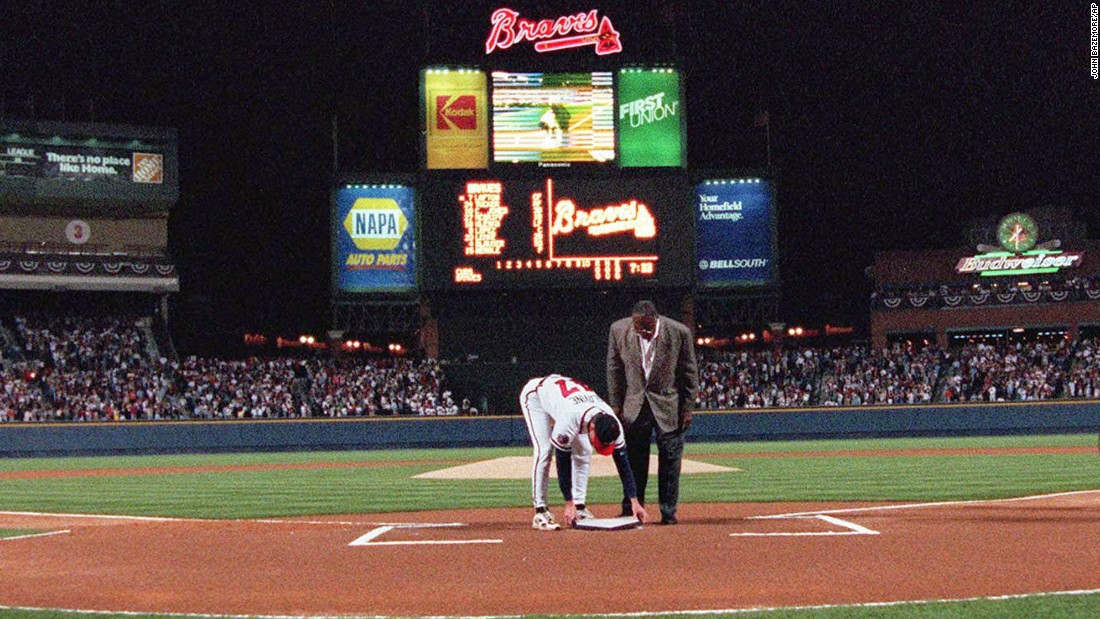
[333,185,416,293]
[618,69,684,168]
[423,70,488,169]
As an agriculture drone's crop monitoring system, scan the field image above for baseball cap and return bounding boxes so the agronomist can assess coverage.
[591,413,620,456]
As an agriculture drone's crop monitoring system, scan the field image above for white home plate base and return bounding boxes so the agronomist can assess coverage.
[573,516,641,531]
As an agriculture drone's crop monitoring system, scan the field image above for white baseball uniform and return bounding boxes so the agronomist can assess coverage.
[519,374,626,509]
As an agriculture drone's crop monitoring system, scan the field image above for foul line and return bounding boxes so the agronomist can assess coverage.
[0,511,472,529]
[748,489,1100,520]
[0,510,202,522]
[2,588,1100,618]
[0,529,71,542]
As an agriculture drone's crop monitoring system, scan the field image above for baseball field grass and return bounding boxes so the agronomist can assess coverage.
[1,432,1098,618]
[0,433,1096,518]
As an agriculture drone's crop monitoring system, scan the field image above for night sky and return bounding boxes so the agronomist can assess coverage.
[3,1,1098,339]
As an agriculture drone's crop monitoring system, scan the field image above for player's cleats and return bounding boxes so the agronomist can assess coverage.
[575,507,595,522]
[532,511,561,531]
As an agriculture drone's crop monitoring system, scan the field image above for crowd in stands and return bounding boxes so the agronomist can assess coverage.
[4,315,174,422]
[1063,338,1100,399]
[939,340,1072,402]
[5,314,1100,422]
[0,315,461,422]
[696,349,820,408]
[817,343,941,406]
[695,336,1100,409]
[171,356,455,419]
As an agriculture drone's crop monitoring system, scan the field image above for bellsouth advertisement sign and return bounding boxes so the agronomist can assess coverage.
[333,185,416,294]
[695,179,776,288]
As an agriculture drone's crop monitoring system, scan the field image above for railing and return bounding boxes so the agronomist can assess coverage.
[0,242,166,257]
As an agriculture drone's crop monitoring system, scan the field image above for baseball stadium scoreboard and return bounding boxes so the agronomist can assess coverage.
[331,5,778,297]
[418,174,694,289]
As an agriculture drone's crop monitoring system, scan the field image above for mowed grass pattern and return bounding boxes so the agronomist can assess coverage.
[0,434,1095,518]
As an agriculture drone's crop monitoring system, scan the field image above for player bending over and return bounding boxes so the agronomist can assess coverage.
[520,374,649,530]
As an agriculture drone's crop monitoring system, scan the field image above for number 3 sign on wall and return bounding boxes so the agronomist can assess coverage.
[65,220,91,245]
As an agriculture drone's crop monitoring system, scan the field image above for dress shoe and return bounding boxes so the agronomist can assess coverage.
[660,515,678,525]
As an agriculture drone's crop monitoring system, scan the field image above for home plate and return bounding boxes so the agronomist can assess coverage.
[414,456,740,480]
[573,516,641,531]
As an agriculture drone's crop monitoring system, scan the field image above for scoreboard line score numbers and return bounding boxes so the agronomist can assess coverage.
[455,178,658,286]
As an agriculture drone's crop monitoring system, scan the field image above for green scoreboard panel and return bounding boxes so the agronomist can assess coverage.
[617,68,685,168]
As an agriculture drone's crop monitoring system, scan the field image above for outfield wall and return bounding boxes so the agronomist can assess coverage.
[1,401,1098,457]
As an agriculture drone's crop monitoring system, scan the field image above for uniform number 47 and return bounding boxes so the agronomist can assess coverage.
[556,378,592,397]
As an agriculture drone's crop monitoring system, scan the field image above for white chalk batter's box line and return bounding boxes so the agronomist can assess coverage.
[348,523,502,547]
[729,489,1100,538]
[730,514,879,537]
[0,512,501,547]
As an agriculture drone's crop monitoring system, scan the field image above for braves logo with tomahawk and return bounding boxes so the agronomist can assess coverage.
[485,8,622,56]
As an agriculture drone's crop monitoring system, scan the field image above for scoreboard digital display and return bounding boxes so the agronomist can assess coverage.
[421,66,684,170]
[490,71,615,165]
[422,175,693,289]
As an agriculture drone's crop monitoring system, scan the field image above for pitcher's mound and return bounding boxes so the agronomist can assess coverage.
[414,456,740,480]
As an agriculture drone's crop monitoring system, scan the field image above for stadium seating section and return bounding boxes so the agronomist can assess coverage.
[3,314,1099,422]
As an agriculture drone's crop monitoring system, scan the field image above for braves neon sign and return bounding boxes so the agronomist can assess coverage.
[485,8,623,56]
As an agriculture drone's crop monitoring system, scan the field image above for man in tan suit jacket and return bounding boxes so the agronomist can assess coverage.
[606,300,698,524]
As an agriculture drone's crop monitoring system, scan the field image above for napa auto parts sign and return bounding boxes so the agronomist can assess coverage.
[485,8,622,56]
[334,185,416,293]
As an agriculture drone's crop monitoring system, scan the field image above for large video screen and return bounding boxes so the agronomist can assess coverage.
[421,175,693,289]
[491,71,615,165]
[332,184,416,294]
[695,179,777,288]
[0,121,178,209]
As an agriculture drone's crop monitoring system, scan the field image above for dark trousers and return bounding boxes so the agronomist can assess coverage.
[621,400,684,520]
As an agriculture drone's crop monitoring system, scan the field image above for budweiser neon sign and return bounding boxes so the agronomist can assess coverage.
[955,251,1084,277]
[954,213,1086,277]
[485,8,623,56]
